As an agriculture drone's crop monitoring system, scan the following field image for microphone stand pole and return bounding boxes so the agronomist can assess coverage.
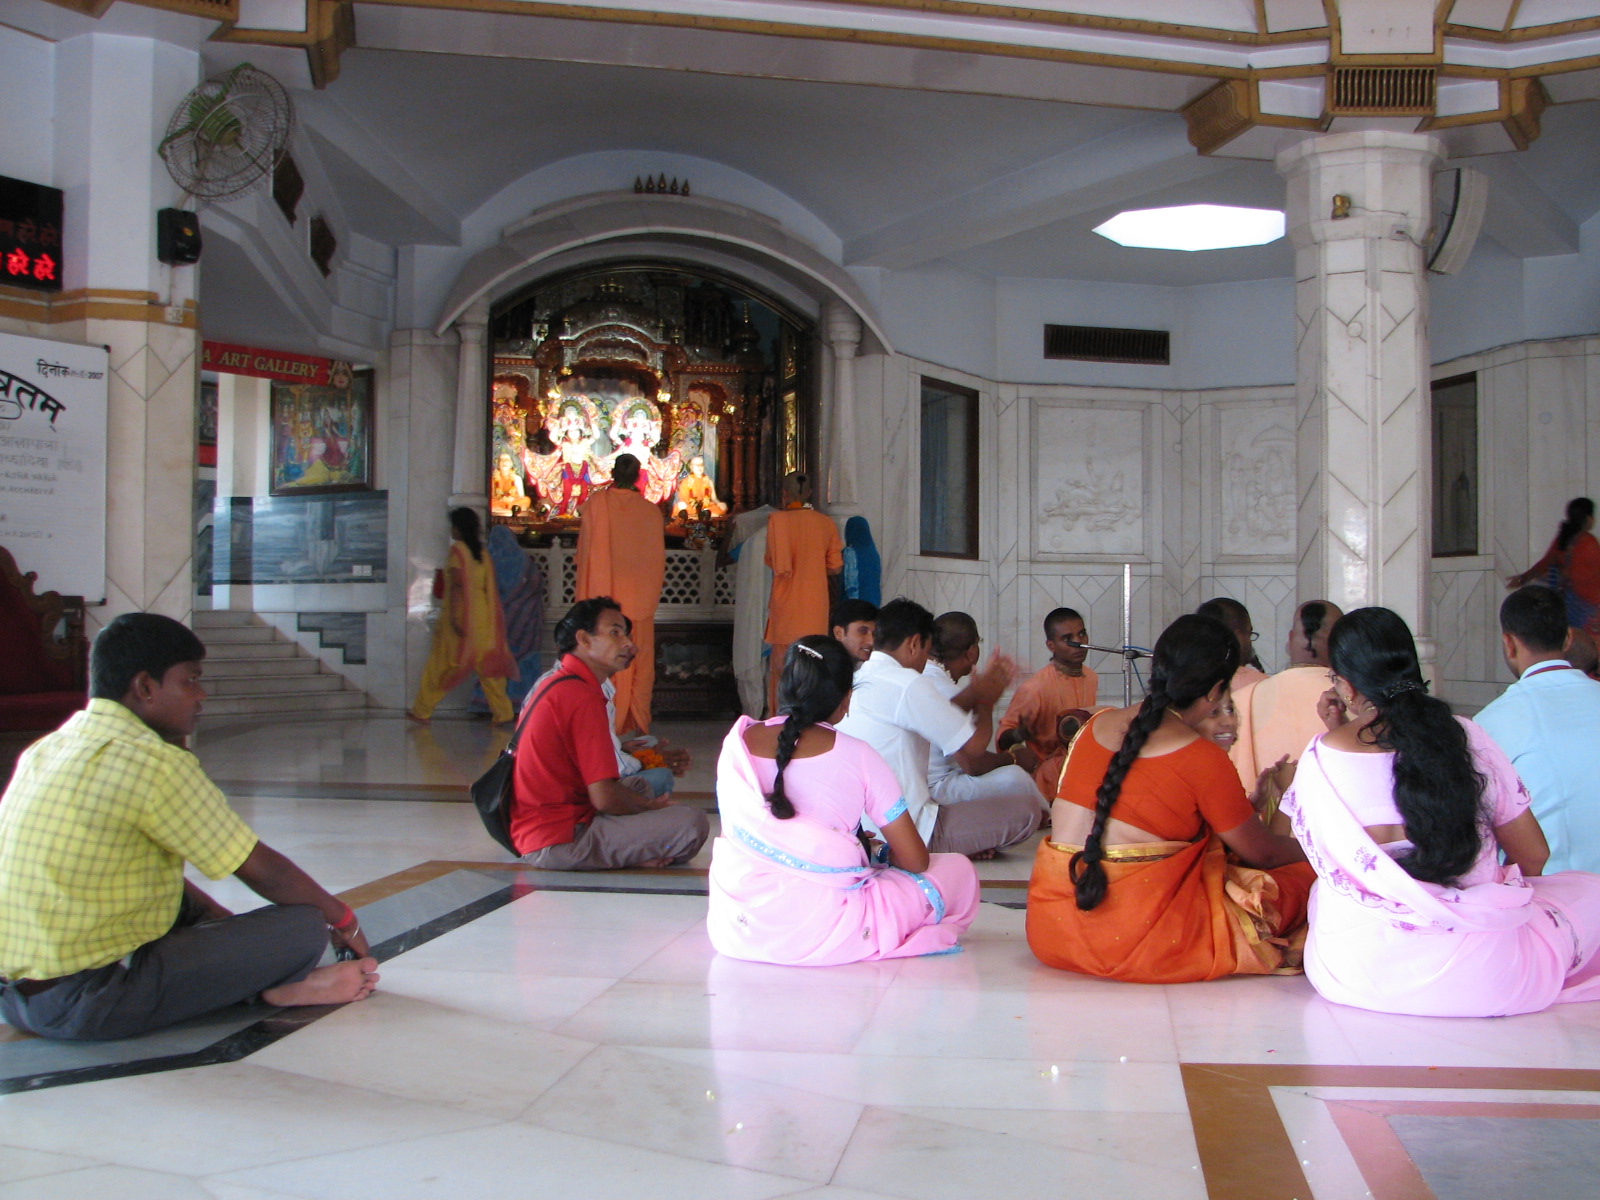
[1067,563,1152,706]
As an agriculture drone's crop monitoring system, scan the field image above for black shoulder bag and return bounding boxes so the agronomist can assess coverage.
[470,673,581,855]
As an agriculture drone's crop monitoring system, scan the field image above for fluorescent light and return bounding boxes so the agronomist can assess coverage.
[1093,204,1285,252]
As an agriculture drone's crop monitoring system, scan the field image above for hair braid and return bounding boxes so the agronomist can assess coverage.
[761,635,856,820]
[767,711,804,820]
[1070,689,1169,910]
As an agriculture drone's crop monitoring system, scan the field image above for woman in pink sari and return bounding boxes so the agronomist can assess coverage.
[708,635,980,965]
[1283,607,1600,1016]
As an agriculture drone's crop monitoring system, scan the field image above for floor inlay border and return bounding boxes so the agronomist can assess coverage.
[1181,1063,1600,1200]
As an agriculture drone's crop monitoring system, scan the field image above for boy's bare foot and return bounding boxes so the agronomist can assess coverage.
[971,848,998,861]
[637,856,672,868]
[262,958,379,1007]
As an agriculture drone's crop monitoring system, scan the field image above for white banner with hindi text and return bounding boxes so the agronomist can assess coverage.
[0,330,109,600]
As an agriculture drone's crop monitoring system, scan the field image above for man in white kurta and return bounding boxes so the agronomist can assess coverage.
[1477,585,1600,875]
[837,599,1040,859]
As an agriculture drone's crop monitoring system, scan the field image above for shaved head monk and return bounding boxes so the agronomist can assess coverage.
[763,472,843,710]
[575,454,667,734]
[1228,599,1344,793]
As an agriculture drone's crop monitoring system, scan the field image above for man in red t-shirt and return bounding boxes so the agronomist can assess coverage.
[510,597,709,869]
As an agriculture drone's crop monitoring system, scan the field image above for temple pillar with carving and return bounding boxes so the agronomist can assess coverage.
[1277,130,1442,670]
[822,299,861,519]
[448,297,492,514]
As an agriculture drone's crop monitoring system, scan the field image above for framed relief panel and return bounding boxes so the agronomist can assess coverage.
[1031,400,1146,559]
[1214,401,1295,560]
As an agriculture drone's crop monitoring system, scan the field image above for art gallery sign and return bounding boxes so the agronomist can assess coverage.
[202,340,353,389]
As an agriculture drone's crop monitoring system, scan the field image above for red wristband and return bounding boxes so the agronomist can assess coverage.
[331,905,358,932]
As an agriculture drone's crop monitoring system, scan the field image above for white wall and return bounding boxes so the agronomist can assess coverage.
[0,25,54,185]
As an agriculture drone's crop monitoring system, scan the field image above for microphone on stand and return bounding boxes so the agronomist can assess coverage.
[1066,639,1152,660]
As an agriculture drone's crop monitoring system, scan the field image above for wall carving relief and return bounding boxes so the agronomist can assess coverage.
[1032,402,1145,558]
[1217,404,1295,559]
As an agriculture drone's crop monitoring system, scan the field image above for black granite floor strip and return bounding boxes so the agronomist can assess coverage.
[0,884,522,1096]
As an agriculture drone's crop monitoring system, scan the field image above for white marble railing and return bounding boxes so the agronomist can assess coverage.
[529,546,734,621]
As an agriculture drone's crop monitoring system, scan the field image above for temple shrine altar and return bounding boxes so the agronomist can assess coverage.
[487,267,815,717]
[486,269,811,539]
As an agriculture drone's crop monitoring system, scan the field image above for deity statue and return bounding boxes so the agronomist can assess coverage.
[671,454,727,520]
[525,396,608,517]
[607,398,681,505]
[490,451,529,516]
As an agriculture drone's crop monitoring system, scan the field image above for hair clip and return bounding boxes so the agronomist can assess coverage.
[796,643,823,659]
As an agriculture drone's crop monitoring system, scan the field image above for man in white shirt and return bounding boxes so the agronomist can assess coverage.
[838,599,1041,859]
[1477,585,1600,875]
[925,612,1050,814]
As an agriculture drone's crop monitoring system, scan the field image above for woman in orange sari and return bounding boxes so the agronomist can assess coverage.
[410,508,517,723]
[1027,614,1313,982]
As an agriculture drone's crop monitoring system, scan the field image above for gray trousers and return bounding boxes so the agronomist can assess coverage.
[927,793,1042,858]
[523,805,711,870]
[0,897,328,1042]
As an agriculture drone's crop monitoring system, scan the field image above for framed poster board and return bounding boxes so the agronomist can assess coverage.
[269,369,373,495]
[0,330,108,599]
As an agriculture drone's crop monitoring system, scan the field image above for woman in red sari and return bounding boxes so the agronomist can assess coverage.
[1027,614,1313,982]
[1509,497,1600,635]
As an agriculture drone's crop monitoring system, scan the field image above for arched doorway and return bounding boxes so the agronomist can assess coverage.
[485,263,816,533]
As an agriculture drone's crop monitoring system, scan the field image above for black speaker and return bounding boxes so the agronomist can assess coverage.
[156,208,202,265]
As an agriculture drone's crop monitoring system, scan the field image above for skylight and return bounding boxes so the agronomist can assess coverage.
[1093,204,1286,252]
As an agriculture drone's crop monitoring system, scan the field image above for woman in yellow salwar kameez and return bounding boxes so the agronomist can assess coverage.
[410,508,518,723]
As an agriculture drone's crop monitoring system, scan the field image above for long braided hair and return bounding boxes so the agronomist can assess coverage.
[765,635,855,819]
[1071,614,1240,910]
[1328,607,1484,886]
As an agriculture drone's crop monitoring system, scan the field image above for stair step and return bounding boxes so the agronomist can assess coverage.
[197,626,283,645]
[202,657,323,679]
[203,691,368,717]
[192,610,261,628]
[201,642,301,660]
[204,673,348,697]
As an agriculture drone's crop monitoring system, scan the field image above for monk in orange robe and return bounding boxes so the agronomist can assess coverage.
[1197,596,1268,690]
[998,606,1102,796]
[1230,600,1343,792]
[576,454,666,734]
[763,472,843,710]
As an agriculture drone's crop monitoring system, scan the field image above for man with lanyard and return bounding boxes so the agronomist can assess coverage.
[509,597,709,870]
[1477,585,1600,875]
[0,614,376,1041]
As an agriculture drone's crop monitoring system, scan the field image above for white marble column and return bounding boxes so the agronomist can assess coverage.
[822,299,862,517]
[448,297,492,513]
[52,34,204,627]
[1277,131,1442,667]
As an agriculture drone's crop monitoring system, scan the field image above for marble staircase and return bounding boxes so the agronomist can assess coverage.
[192,611,369,718]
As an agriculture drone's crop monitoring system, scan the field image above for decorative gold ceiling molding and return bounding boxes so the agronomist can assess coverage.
[781,0,1328,45]
[212,0,353,86]
[1446,16,1600,40]
[1187,68,1552,155]
[1182,77,1321,155]
[40,0,122,16]
[345,0,1259,81]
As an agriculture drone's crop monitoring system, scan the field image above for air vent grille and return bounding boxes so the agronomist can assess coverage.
[1330,67,1435,115]
[1044,324,1170,365]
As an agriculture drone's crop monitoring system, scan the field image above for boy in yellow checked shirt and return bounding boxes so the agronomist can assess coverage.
[0,614,378,1041]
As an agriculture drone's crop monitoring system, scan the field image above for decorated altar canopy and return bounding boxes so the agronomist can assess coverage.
[487,268,811,528]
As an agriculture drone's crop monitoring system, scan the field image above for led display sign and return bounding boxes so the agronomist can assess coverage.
[0,175,64,294]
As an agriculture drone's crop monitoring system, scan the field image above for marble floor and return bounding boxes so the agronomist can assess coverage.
[4,714,1600,1199]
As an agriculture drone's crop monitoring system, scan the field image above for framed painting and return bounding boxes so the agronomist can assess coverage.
[269,369,373,496]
